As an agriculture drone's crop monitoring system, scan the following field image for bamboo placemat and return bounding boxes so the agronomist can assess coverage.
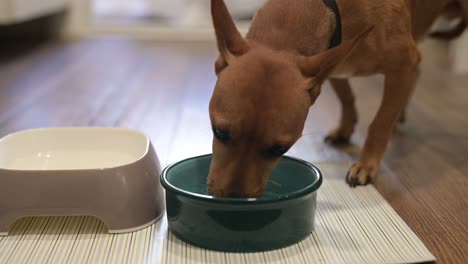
[0,162,435,264]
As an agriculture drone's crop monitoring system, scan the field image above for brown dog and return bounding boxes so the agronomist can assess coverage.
[207,0,467,197]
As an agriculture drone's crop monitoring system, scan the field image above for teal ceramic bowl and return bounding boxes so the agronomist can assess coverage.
[160,154,322,252]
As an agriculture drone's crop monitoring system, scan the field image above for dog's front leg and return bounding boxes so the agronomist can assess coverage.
[397,67,420,124]
[325,78,358,145]
[347,62,420,187]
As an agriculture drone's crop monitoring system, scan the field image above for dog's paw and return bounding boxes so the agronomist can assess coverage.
[398,111,406,124]
[324,128,352,145]
[346,161,379,188]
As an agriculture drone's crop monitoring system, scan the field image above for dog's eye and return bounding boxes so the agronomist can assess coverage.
[267,145,289,157]
[214,128,231,143]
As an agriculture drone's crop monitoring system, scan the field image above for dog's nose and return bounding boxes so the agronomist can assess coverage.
[224,191,257,198]
[208,187,241,198]
[207,169,264,198]
[208,185,263,198]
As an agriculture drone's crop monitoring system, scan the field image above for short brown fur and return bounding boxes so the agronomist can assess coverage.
[208,0,467,197]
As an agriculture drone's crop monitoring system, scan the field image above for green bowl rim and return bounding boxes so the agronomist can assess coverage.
[160,154,323,205]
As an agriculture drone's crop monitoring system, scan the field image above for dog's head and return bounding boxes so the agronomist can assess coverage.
[207,0,372,198]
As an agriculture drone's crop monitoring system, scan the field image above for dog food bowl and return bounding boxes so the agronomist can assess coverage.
[160,154,322,252]
[0,127,165,236]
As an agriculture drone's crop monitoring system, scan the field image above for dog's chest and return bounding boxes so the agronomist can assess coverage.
[330,48,383,78]
[329,63,358,78]
[330,62,378,78]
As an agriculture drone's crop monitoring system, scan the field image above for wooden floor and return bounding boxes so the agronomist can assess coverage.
[0,37,467,263]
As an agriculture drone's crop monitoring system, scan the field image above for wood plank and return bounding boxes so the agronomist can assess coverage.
[330,40,468,264]
[0,38,466,263]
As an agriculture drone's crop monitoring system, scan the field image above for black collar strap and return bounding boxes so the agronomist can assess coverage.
[322,0,342,48]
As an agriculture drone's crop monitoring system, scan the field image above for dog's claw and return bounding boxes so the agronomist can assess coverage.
[325,128,352,146]
[352,169,360,188]
[346,161,379,187]
[398,112,406,124]
[353,173,360,188]
[325,135,350,145]
[365,175,372,185]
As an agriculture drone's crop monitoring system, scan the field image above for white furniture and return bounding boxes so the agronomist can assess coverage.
[0,0,69,25]
[452,31,468,74]
[148,0,266,25]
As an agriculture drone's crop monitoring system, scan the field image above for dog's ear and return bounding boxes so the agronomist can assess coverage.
[211,0,250,74]
[298,26,374,83]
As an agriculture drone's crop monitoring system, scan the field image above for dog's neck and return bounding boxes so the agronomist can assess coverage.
[246,0,340,56]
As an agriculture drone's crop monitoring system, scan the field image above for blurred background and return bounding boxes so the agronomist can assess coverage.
[1,2,467,261]
[0,0,467,165]
[4,0,267,39]
[0,0,271,164]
